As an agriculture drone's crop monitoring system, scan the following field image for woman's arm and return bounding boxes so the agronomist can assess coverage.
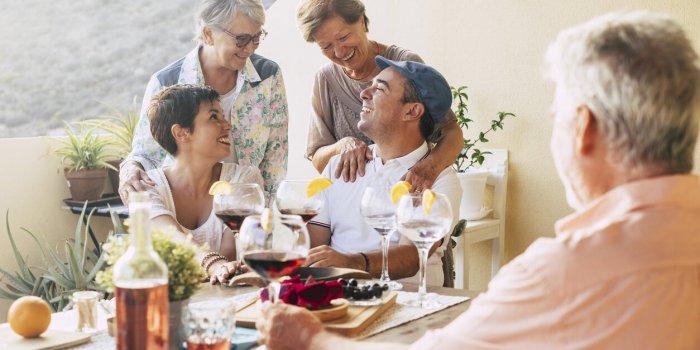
[259,69,289,197]
[118,76,166,203]
[310,136,373,181]
[403,117,462,190]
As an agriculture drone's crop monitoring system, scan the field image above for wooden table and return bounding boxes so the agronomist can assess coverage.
[192,282,479,344]
[22,282,477,348]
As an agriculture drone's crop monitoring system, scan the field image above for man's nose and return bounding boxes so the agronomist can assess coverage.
[360,86,373,100]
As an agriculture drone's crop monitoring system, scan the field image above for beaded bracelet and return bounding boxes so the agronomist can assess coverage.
[359,252,370,273]
[204,255,228,273]
[200,252,218,268]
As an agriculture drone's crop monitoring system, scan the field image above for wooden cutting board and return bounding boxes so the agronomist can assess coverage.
[0,327,91,350]
[236,291,397,337]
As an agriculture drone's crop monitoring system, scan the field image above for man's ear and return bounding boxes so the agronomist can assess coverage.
[171,124,190,143]
[575,105,597,156]
[403,102,425,122]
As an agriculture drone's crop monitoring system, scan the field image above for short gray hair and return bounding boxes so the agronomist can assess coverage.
[546,11,700,175]
[195,0,266,45]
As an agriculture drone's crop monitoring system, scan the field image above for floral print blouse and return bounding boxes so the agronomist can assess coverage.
[127,46,288,197]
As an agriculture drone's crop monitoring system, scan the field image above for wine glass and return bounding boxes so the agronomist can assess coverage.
[238,214,310,303]
[275,180,324,224]
[360,185,403,291]
[396,192,453,309]
[213,183,265,262]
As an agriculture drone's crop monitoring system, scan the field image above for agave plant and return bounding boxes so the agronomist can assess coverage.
[54,123,117,172]
[0,205,107,311]
[77,99,139,159]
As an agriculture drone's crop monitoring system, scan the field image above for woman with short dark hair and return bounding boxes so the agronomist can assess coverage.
[145,84,263,284]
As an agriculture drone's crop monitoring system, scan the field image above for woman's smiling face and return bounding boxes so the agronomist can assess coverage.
[312,15,372,73]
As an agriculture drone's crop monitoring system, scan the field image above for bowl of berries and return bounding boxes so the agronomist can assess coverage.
[339,278,390,306]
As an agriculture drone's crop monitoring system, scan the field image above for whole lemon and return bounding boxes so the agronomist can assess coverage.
[8,296,52,338]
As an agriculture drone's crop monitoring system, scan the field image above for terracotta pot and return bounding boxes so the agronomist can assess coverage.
[64,168,108,201]
[107,159,122,195]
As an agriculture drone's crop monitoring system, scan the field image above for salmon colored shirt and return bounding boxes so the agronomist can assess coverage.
[412,175,700,349]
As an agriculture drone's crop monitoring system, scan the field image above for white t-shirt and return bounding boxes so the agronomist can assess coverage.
[146,163,264,252]
[310,142,462,286]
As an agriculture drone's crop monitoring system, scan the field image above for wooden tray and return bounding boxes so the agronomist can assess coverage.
[236,291,397,337]
[0,327,91,350]
[228,267,372,287]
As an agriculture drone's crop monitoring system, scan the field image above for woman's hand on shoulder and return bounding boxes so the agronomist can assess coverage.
[118,161,155,204]
[402,156,440,193]
[334,137,373,182]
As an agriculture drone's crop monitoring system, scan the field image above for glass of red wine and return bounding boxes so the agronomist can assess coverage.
[239,214,310,303]
[213,183,265,262]
[275,180,324,224]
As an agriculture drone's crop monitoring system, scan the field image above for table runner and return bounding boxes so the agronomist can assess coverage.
[68,291,469,348]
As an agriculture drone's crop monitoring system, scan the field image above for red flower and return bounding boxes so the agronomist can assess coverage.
[260,276,343,309]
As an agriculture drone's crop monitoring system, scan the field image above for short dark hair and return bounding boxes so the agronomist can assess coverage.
[297,0,370,42]
[148,84,220,155]
[400,79,435,141]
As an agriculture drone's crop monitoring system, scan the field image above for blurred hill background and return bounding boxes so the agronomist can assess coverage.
[0,0,197,137]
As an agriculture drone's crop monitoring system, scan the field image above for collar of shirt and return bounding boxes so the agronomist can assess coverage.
[177,46,262,87]
[370,141,430,174]
[555,174,700,236]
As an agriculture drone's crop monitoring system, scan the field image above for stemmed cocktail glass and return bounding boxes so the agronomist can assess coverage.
[360,185,403,291]
[275,180,324,224]
[239,214,310,303]
[396,192,453,309]
[213,183,265,262]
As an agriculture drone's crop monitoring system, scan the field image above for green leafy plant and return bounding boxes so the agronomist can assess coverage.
[452,86,516,172]
[96,230,207,302]
[54,123,117,172]
[0,205,107,311]
[78,99,139,159]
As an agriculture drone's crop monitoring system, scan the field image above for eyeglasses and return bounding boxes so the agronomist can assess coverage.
[219,28,268,48]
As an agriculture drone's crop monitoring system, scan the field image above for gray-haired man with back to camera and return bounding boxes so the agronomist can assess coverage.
[256,11,700,350]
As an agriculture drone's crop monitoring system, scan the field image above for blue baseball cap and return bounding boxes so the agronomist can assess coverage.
[375,56,451,122]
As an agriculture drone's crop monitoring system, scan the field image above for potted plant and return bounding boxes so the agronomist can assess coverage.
[54,123,117,201]
[78,99,139,194]
[96,229,207,349]
[451,86,515,219]
[0,206,107,311]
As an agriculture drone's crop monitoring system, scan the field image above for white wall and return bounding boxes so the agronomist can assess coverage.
[2,1,699,322]
[256,0,700,283]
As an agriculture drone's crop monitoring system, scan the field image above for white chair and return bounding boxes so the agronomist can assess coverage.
[453,149,508,290]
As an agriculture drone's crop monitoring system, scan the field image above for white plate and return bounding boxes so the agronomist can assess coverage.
[463,208,493,220]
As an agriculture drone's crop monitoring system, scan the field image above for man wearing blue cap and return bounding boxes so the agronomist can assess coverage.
[303,57,462,287]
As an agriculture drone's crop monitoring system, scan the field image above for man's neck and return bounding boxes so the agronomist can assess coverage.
[374,137,425,162]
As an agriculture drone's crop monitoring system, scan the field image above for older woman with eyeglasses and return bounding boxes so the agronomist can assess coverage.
[297,0,462,191]
[119,0,288,203]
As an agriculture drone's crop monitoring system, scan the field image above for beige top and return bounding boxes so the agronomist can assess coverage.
[305,45,424,159]
[146,163,264,253]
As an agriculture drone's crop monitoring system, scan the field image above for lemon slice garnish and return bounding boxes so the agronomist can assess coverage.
[390,181,412,204]
[208,180,232,195]
[261,208,272,233]
[422,189,436,214]
[306,178,333,198]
